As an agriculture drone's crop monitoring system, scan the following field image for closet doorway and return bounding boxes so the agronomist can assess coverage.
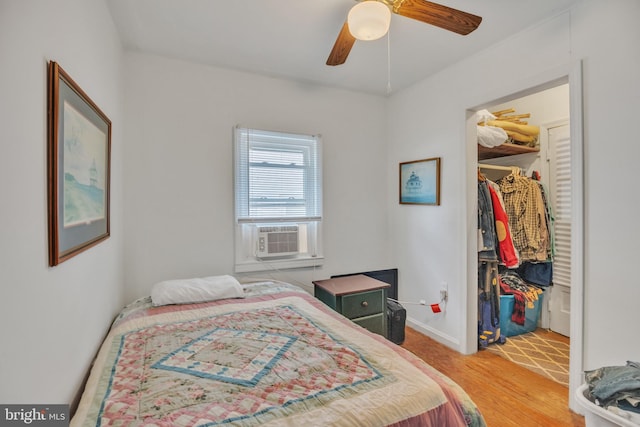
[478,104,571,337]
[465,63,584,410]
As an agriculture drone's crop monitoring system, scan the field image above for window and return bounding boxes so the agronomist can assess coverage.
[233,126,323,272]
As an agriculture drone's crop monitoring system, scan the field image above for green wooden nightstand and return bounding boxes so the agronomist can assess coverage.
[313,274,390,338]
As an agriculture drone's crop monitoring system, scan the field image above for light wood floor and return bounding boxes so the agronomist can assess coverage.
[401,327,585,427]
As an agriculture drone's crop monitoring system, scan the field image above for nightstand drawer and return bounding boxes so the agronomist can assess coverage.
[353,313,386,336]
[341,290,384,319]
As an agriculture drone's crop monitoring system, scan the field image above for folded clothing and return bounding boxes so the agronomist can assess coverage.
[584,361,640,410]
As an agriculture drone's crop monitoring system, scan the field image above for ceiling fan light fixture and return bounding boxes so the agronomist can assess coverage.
[347,1,391,41]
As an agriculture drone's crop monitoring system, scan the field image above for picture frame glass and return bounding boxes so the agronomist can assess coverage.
[399,157,440,205]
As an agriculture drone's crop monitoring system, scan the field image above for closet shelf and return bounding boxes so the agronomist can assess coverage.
[478,143,539,160]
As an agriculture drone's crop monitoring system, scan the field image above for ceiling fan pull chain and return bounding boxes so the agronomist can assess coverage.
[387,29,392,94]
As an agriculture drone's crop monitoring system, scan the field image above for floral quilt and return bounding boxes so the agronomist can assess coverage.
[72,282,485,426]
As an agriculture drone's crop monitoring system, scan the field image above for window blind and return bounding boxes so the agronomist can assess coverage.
[234,127,322,223]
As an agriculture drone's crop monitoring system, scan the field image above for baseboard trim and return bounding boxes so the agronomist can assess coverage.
[406,318,461,352]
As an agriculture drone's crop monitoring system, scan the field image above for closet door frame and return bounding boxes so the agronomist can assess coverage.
[464,61,584,411]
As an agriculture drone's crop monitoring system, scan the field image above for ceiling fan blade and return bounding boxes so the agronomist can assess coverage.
[394,0,482,35]
[326,22,356,66]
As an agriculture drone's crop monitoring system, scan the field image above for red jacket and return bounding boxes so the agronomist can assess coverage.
[487,183,519,268]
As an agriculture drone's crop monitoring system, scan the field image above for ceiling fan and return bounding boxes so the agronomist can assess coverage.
[326,0,482,66]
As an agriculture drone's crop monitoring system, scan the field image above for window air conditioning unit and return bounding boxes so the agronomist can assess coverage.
[257,226,299,258]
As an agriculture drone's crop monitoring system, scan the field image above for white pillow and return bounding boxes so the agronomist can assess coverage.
[151,275,244,306]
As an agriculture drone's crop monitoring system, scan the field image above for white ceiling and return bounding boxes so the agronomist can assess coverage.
[106,0,581,96]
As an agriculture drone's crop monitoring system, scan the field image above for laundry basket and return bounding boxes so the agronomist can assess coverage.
[499,294,542,337]
[575,384,639,427]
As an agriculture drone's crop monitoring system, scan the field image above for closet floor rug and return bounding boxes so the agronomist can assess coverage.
[487,329,570,386]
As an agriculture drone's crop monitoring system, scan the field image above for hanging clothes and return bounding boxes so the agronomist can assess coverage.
[477,180,498,262]
[487,181,519,268]
[478,176,504,349]
[497,172,550,262]
[478,261,505,348]
[536,179,555,259]
[516,261,553,287]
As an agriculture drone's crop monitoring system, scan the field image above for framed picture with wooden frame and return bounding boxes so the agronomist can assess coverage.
[399,157,441,205]
[47,61,112,266]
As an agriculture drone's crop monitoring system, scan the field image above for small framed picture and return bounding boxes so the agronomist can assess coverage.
[399,157,441,205]
[47,61,112,266]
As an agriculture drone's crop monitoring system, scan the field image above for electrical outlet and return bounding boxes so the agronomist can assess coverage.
[440,289,448,302]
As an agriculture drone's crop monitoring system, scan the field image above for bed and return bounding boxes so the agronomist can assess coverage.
[71,277,485,426]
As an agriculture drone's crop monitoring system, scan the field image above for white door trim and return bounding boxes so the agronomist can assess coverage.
[567,60,585,412]
[464,60,585,412]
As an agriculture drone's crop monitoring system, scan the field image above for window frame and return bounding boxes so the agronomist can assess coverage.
[233,126,323,272]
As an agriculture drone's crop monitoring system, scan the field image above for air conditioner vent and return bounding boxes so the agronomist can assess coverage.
[257,226,299,258]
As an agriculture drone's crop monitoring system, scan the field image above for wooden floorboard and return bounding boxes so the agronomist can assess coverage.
[401,327,585,427]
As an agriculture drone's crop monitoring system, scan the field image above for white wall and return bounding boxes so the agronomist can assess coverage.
[488,85,570,128]
[0,0,125,403]
[387,0,640,393]
[571,0,640,368]
[122,53,391,301]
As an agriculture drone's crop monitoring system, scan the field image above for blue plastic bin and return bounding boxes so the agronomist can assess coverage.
[499,294,542,337]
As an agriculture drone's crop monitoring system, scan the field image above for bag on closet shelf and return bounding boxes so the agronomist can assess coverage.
[474,109,495,124]
[477,125,508,148]
[475,109,508,148]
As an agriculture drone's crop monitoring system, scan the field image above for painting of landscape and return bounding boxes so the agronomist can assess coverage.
[48,61,111,266]
[63,101,106,227]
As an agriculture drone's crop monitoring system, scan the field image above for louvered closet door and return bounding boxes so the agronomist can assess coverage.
[549,124,571,337]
